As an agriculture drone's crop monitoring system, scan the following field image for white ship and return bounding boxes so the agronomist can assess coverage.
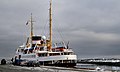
[14,0,77,67]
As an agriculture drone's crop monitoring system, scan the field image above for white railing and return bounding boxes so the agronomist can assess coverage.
[63,49,73,52]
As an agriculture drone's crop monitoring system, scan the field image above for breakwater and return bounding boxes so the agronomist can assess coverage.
[78,58,120,66]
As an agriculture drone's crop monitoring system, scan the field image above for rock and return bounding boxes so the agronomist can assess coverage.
[1,59,6,65]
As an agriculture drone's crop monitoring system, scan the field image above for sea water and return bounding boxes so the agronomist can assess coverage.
[0,57,120,72]
[0,64,120,72]
[77,63,120,71]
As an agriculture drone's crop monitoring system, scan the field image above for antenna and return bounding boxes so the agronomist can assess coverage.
[67,41,69,49]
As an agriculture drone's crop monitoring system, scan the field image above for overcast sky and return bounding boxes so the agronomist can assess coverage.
[0,0,120,58]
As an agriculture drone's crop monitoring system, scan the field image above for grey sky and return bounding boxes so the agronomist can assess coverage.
[0,0,120,58]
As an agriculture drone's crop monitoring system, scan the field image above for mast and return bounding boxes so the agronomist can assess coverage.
[30,13,33,47]
[49,0,52,51]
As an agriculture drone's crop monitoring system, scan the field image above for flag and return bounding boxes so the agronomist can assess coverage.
[26,21,29,25]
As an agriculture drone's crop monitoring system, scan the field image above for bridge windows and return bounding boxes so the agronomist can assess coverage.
[37,53,47,57]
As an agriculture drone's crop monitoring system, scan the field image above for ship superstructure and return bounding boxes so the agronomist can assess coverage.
[14,0,77,67]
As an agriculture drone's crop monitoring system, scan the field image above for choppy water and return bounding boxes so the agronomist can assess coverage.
[77,63,120,71]
[0,63,120,72]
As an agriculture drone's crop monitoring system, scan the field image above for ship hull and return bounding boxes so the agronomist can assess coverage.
[39,60,77,67]
[13,59,77,67]
[14,54,77,67]
[44,62,76,67]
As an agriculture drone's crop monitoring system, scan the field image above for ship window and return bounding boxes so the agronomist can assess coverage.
[61,53,63,55]
[17,49,20,52]
[32,36,41,40]
[24,49,28,54]
[64,52,67,55]
[38,53,47,57]
[68,52,73,55]
[21,49,24,52]
[32,44,35,47]
[49,53,60,56]
[64,52,73,55]
[40,47,44,51]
